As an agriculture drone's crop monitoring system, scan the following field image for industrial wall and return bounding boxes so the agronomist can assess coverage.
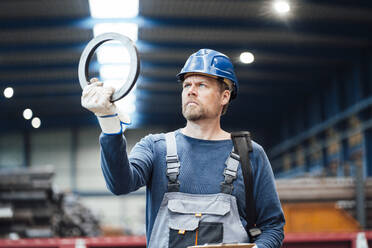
[272,52,372,179]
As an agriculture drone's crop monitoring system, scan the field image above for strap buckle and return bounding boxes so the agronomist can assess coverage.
[221,182,234,194]
[223,168,237,183]
[230,152,240,161]
[226,152,240,171]
[223,151,240,184]
[168,182,180,192]
[166,155,180,176]
[166,155,180,184]
[165,132,181,192]
[166,154,179,164]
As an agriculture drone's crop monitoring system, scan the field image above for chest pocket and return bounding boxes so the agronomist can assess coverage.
[167,198,230,247]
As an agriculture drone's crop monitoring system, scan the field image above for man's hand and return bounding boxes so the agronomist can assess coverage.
[81,78,116,116]
[81,78,131,134]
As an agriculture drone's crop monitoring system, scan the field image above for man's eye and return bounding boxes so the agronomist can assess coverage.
[200,83,206,88]
[183,84,190,88]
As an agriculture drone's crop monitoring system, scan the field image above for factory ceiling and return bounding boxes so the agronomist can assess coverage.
[0,0,371,147]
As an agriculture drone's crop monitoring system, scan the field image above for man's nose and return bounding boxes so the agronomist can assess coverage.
[187,84,197,96]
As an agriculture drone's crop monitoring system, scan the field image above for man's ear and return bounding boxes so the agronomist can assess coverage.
[221,90,231,105]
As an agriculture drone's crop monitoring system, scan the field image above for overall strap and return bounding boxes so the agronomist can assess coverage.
[220,150,240,194]
[165,132,180,192]
[231,131,262,241]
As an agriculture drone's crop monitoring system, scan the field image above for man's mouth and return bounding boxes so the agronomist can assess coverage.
[186,100,198,106]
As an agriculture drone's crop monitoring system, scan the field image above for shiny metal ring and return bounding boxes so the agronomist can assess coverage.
[78,32,140,102]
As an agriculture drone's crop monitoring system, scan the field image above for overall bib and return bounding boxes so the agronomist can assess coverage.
[148,132,249,248]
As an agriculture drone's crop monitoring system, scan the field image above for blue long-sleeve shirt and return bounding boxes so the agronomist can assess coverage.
[100,129,285,248]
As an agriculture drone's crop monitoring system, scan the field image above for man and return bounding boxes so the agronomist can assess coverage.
[82,49,285,248]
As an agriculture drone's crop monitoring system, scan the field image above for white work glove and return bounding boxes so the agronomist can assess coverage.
[81,78,131,134]
[81,78,115,116]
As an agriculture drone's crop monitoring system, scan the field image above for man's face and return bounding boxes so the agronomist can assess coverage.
[181,74,229,121]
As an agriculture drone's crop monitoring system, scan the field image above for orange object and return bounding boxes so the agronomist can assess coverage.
[282,202,361,232]
[195,228,199,246]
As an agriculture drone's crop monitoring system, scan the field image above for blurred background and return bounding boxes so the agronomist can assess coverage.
[0,0,372,247]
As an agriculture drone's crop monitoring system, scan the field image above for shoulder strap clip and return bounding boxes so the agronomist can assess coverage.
[165,132,181,192]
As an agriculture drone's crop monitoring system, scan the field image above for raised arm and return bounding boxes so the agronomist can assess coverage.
[100,133,153,195]
[81,78,153,195]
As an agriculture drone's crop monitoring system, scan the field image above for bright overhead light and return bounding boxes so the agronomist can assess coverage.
[3,87,14,98]
[89,0,139,18]
[31,117,41,128]
[240,52,255,64]
[96,44,131,64]
[88,0,139,120]
[103,80,137,114]
[273,1,290,14]
[94,23,138,74]
[116,93,136,114]
[102,79,136,92]
[23,109,33,120]
[100,65,131,81]
[93,23,138,41]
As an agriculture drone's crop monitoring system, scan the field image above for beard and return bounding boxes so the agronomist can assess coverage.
[182,103,205,121]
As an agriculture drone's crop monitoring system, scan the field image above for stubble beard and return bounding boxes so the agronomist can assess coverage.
[182,104,205,121]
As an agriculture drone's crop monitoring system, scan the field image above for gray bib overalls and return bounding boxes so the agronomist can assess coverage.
[148,132,249,247]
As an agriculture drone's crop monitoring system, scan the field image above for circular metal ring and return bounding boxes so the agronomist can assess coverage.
[78,32,140,102]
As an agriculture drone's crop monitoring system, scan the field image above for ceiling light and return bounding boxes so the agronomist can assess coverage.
[89,0,138,18]
[3,87,14,98]
[31,117,41,128]
[100,65,131,80]
[273,1,290,14]
[240,52,255,64]
[23,109,33,120]
[93,23,138,41]
[115,92,136,114]
[96,45,131,64]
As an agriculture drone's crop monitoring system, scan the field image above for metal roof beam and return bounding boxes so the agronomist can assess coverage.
[139,26,370,48]
[140,0,372,23]
[136,41,363,60]
[0,0,90,19]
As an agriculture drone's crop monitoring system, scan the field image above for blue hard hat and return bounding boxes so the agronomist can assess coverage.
[176,48,239,99]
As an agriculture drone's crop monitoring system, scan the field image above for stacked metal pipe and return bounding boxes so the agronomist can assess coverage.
[0,167,100,238]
